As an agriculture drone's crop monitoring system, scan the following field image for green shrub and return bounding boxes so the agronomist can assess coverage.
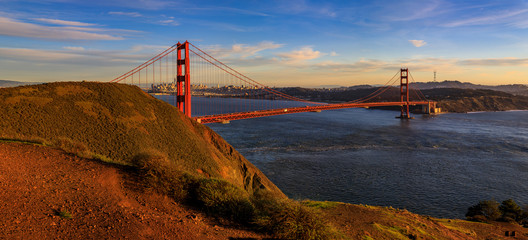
[466,200,501,222]
[132,152,194,202]
[255,200,339,240]
[195,178,255,222]
[499,199,522,222]
[57,210,72,219]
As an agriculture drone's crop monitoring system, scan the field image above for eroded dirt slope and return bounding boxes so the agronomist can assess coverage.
[0,142,269,240]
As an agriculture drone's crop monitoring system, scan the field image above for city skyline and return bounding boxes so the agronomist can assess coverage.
[1,0,528,87]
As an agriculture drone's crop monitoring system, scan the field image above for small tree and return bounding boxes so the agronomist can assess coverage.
[466,200,501,222]
[499,199,522,222]
[521,205,528,226]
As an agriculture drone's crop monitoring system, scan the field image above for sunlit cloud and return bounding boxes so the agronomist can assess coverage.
[0,46,155,65]
[314,59,388,72]
[277,46,322,63]
[0,17,123,40]
[108,11,142,17]
[63,46,85,51]
[33,18,97,26]
[458,57,528,66]
[409,40,427,47]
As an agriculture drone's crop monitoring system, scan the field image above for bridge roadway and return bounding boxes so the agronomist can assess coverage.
[193,101,433,123]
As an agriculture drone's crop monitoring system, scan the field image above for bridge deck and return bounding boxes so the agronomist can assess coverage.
[193,101,433,123]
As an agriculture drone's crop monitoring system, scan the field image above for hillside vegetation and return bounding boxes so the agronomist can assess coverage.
[421,88,528,113]
[0,81,282,197]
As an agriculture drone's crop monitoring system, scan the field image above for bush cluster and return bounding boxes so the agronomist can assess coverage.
[133,152,340,240]
[466,199,528,225]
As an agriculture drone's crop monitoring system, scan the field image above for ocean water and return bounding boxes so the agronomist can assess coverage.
[159,95,528,219]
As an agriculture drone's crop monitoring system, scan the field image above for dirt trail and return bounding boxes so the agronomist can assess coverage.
[0,142,268,239]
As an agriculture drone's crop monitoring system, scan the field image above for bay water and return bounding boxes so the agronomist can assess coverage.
[159,95,528,219]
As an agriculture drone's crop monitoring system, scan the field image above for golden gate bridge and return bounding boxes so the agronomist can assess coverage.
[111,41,436,123]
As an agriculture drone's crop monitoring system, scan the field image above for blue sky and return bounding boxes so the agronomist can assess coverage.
[1,0,528,86]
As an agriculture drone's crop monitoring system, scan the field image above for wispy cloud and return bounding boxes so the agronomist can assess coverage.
[211,7,270,17]
[314,59,388,72]
[0,46,158,65]
[33,18,97,26]
[277,46,322,63]
[0,17,125,40]
[108,11,142,17]
[458,57,528,66]
[63,46,85,51]
[443,8,528,27]
[409,40,427,47]
[383,0,443,21]
[205,41,283,59]
[159,19,178,25]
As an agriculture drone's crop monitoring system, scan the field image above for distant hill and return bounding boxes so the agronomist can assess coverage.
[0,80,40,88]
[0,81,283,197]
[277,85,528,113]
[413,80,528,96]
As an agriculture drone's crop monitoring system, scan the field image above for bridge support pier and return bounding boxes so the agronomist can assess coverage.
[176,41,191,118]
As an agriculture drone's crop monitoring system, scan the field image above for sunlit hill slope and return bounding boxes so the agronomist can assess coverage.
[0,81,283,197]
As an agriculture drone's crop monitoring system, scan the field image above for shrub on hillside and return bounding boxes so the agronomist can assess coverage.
[499,199,523,222]
[194,178,255,222]
[132,152,195,202]
[466,200,501,222]
[255,200,339,240]
[467,199,528,224]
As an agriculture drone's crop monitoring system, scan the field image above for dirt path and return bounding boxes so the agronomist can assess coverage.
[0,142,269,239]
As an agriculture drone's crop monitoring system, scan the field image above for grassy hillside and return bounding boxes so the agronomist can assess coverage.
[0,81,283,197]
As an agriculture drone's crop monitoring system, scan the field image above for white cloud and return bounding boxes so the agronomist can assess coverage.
[277,47,322,63]
[108,11,142,17]
[158,19,179,26]
[409,40,427,47]
[330,51,338,57]
[0,17,124,40]
[33,18,97,26]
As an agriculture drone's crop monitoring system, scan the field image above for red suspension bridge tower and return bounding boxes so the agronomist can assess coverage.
[176,41,191,117]
[398,68,411,119]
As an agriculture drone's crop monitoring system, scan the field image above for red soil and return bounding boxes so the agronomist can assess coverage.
[0,142,269,239]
